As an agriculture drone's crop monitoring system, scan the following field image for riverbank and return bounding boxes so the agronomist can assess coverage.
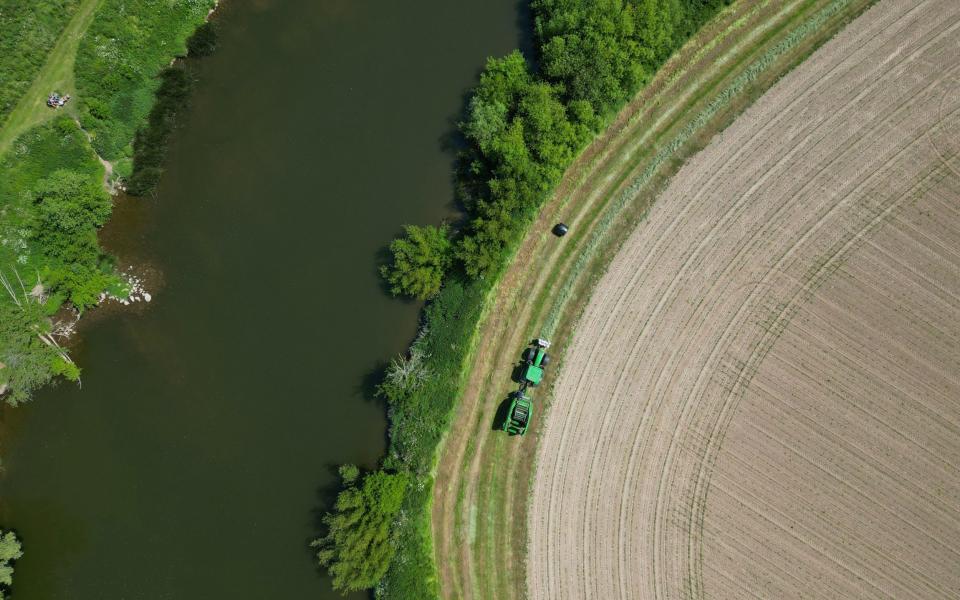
[0,0,218,404]
[318,1,735,598]
[427,0,880,598]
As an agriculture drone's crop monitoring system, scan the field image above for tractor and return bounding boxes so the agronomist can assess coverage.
[502,390,533,436]
[521,338,551,387]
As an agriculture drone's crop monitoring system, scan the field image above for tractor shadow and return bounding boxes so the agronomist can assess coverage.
[492,394,515,431]
[510,361,527,385]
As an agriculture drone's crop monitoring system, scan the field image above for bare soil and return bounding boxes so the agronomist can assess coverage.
[528,1,960,598]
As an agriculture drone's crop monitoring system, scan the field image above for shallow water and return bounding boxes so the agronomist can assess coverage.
[0,0,522,597]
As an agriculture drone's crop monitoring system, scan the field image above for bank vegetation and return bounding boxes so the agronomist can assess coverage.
[0,0,216,404]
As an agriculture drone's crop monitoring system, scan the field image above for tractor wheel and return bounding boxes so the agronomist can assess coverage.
[524,347,536,361]
[540,353,551,366]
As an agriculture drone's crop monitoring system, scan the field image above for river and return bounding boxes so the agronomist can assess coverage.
[0,0,523,597]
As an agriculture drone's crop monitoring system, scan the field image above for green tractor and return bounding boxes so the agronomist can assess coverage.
[502,390,533,436]
[521,338,551,386]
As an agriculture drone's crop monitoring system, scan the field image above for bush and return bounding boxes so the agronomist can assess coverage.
[380,224,453,300]
[0,120,110,403]
[314,469,409,594]
[0,529,22,599]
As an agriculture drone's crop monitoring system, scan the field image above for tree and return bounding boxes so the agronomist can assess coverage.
[0,529,22,598]
[380,224,453,300]
[314,469,408,593]
[32,169,113,307]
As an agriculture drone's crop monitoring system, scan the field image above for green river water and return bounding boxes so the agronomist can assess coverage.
[0,0,522,597]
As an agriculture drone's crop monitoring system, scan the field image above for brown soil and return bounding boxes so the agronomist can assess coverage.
[527,1,960,598]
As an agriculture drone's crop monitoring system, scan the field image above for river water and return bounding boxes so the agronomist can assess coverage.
[0,0,523,597]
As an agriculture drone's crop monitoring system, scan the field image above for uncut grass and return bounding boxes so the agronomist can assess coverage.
[0,0,81,123]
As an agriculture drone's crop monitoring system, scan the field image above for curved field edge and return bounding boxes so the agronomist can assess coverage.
[528,1,960,596]
[429,0,879,599]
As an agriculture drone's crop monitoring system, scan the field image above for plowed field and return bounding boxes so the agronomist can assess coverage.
[528,1,960,598]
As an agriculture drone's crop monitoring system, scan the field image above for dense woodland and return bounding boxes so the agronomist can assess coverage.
[324,0,730,597]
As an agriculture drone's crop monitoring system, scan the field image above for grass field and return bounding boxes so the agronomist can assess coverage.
[0,0,100,158]
[528,0,960,597]
[429,0,881,598]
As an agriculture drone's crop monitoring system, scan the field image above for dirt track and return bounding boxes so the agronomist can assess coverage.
[528,1,960,598]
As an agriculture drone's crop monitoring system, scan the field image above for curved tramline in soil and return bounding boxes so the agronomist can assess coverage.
[528,0,960,598]
[431,0,879,598]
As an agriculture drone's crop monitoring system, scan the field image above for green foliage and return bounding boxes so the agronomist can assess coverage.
[314,469,409,594]
[376,346,430,402]
[376,276,486,598]
[0,0,80,123]
[454,51,591,278]
[0,291,62,406]
[534,0,730,116]
[33,169,114,308]
[380,225,453,300]
[0,119,112,403]
[74,0,215,160]
[338,464,360,485]
[0,529,22,598]
[0,0,214,401]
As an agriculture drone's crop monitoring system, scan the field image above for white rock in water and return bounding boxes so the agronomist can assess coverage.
[143,292,152,302]
[122,300,129,306]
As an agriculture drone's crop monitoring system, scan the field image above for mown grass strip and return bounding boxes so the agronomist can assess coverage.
[0,0,100,158]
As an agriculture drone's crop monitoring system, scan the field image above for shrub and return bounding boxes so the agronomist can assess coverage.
[380,225,453,300]
[0,529,22,598]
[314,469,409,594]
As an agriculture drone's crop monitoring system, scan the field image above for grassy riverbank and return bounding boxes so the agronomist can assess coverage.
[0,0,215,403]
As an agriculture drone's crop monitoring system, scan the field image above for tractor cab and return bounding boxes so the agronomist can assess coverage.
[522,338,551,387]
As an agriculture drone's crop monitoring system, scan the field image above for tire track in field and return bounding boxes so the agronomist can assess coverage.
[540,3,944,596]
[529,1,960,598]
